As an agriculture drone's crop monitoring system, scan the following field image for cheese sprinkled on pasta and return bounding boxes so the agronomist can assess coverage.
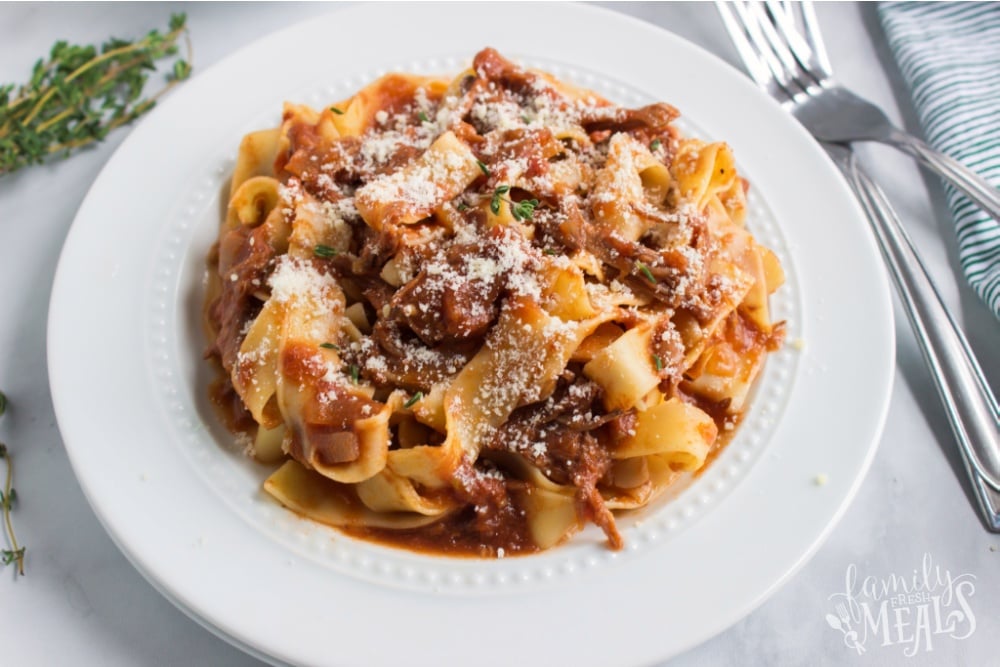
[204,48,785,556]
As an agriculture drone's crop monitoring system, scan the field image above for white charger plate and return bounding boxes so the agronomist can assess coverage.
[47,4,894,666]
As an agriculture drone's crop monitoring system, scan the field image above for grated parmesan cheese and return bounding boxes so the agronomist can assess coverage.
[268,256,338,304]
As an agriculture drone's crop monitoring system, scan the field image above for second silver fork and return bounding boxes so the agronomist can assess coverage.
[753,1,1000,221]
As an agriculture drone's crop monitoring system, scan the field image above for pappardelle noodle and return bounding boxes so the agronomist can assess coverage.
[205,48,785,556]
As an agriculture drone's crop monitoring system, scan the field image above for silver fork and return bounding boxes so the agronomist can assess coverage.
[745,2,1000,220]
[718,1,1000,531]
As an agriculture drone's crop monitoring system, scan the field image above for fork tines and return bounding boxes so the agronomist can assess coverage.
[716,1,831,105]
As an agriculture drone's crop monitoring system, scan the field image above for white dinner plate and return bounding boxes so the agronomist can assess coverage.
[48,4,894,666]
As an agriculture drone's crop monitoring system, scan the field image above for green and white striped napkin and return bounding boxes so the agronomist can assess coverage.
[880,2,1000,319]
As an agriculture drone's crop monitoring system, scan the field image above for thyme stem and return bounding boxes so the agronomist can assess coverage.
[0,391,24,576]
[1,443,23,576]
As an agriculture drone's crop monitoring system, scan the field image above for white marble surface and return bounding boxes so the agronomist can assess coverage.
[0,3,997,665]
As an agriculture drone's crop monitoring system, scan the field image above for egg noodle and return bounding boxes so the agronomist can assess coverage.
[205,48,785,556]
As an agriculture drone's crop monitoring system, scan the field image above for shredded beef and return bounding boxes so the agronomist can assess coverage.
[484,377,625,548]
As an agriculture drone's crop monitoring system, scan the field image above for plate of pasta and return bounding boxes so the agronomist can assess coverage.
[48,4,894,666]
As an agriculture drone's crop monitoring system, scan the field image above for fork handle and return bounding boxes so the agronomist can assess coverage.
[823,144,1000,508]
[887,131,1000,221]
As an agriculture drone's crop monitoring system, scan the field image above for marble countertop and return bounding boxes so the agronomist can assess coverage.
[1,3,997,665]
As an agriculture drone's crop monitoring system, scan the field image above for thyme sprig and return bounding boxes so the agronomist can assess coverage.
[0,390,24,576]
[489,185,509,214]
[0,14,192,176]
[490,184,540,221]
[510,199,540,221]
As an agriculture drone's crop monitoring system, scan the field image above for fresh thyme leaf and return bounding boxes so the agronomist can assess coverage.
[650,138,662,151]
[169,59,192,82]
[511,198,539,221]
[0,390,5,417]
[319,342,340,351]
[330,106,344,115]
[1,548,24,567]
[636,261,656,284]
[417,110,430,123]
[403,392,423,409]
[490,185,511,216]
[314,244,338,258]
[0,14,193,176]
[653,355,663,371]
[543,248,558,256]
[476,159,490,176]
[456,202,469,212]
[349,365,360,385]
[0,488,13,511]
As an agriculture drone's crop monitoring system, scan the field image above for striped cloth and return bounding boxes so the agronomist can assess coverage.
[880,2,1000,319]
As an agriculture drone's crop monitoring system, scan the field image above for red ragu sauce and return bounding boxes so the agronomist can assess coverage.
[203,47,786,557]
